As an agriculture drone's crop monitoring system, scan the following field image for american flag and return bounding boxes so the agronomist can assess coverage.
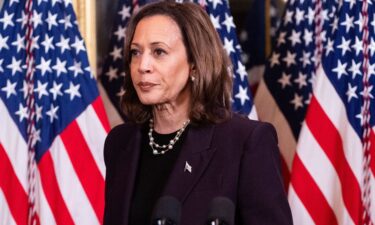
[99,0,257,124]
[255,0,375,224]
[0,0,110,224]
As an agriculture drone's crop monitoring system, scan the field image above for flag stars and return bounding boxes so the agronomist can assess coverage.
[0,59,3,72]
[15,103,28,122]
[301,51,311,68]
[12,34,25,53]
[337,37,351,56]
[50,82,63,100]
[35,104,43,122]
[288,30,301,47]
[345,0,356,9]
[106,66,119,81]
[56,35,71,54]
[32,10,43,28]
[346,83,358,102]
[290,93,304,110]
[330,17,339,33]
[234,85,250,106]
[72,37,86,54]
[7,57,22,76]
[59,14,73,30]
[41,34,55,53]
[208,0,223,10]
[210,14,221,30]
[282,51,296,67]
[295,8,305,25]
[306,7,314,25]
[0,34,9,51]
[325,38,334,56]
[52,58,67,77]
[0,11,15,29]
[270,52,280,67]
[277,32,286,46]
[352,36,362,56]
[236,62,247,81]
[368,38,375,56]
[277,73,291,89]
[110,46,123,61]
[360,85,374,99]
[303,29,313,46]
[114,25,126,41]
[294,72,308,89]
[340,14,354,33]
[222,13,235,33]
[36,57,52,76]
[284,10,293,25]
[348,60,361,79]
[30,127,41,147]
[31,35,40,51]
[68,61,83,77]
[223,37,235,55]
[34,81,48,99]
[46,104,59,123]
[1,80,17,98]
[332,60,348,79]
[118,5,131,21]
[46,12,58,30]
[65,82,81,100]
[16,11,27,28]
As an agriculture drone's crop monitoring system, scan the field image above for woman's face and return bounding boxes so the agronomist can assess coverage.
[130,15,192,107]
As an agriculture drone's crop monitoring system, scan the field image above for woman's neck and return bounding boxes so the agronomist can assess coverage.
[152,101,190,134]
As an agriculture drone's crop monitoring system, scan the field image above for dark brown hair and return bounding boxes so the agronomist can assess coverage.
[121,0,233,124]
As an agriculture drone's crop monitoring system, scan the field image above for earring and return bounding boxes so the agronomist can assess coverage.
[190,76,196,82]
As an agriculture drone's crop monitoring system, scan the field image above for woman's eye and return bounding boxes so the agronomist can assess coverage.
[130,49,140,56]
[154,48,166,56]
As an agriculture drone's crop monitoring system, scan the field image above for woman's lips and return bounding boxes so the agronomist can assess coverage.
[137,82,157,91]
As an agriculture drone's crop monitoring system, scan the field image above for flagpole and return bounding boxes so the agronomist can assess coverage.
[72,0,97,78]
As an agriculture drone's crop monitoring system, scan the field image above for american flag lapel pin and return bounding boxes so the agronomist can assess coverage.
[184,161,192,173]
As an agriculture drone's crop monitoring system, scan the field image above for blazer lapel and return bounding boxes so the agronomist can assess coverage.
[162,123,217,203]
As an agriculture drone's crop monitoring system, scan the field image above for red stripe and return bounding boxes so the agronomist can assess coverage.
[60,121,104,224]
[0,144,28,225]
[280,156,290,192]
[370,128,375,175]
[92,97,111,132]
[306,96,363,224]
[291,154,338,225]
[38,151,75,225]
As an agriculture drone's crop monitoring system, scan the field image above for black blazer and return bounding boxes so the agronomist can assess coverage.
[103,114,293,225]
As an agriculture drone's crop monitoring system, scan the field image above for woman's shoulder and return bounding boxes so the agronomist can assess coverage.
[106,122,141,142]
[221,113,275,132]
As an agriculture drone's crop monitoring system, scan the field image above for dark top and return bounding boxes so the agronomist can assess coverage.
[103,114,293,225]
[129,125,188,225]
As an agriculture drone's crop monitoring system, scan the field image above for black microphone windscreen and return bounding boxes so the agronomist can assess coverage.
[207,197,235,225]
[151,196,181,224]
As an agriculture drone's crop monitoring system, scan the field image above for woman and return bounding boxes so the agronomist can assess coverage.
[103,1,293,225]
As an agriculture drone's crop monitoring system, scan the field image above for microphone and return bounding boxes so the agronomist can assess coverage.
[151,196,181,225]
[206,197,235,225]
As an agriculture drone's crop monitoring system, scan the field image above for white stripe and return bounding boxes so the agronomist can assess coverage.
[0,99,28,192]
[49,136,99,225]
[35,166,56,225]
[297,124,355,225]
[254,80,297,171]
[0,189,17,225]
[288,185,315,225]
[76,105,107,178]
[370,172,375,223]
[315,65,364,189]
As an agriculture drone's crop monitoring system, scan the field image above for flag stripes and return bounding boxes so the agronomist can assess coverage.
[38,152,74,225]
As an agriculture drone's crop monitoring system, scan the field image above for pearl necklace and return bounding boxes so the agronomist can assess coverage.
[148,118,190,155]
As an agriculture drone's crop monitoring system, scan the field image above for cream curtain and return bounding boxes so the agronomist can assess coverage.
[72,0,97,77]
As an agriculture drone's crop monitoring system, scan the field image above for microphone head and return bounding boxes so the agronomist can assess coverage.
[207,197,235,225]
[151,196,181,224]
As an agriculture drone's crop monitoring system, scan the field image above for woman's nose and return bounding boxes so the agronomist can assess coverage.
[138,54,152,74]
